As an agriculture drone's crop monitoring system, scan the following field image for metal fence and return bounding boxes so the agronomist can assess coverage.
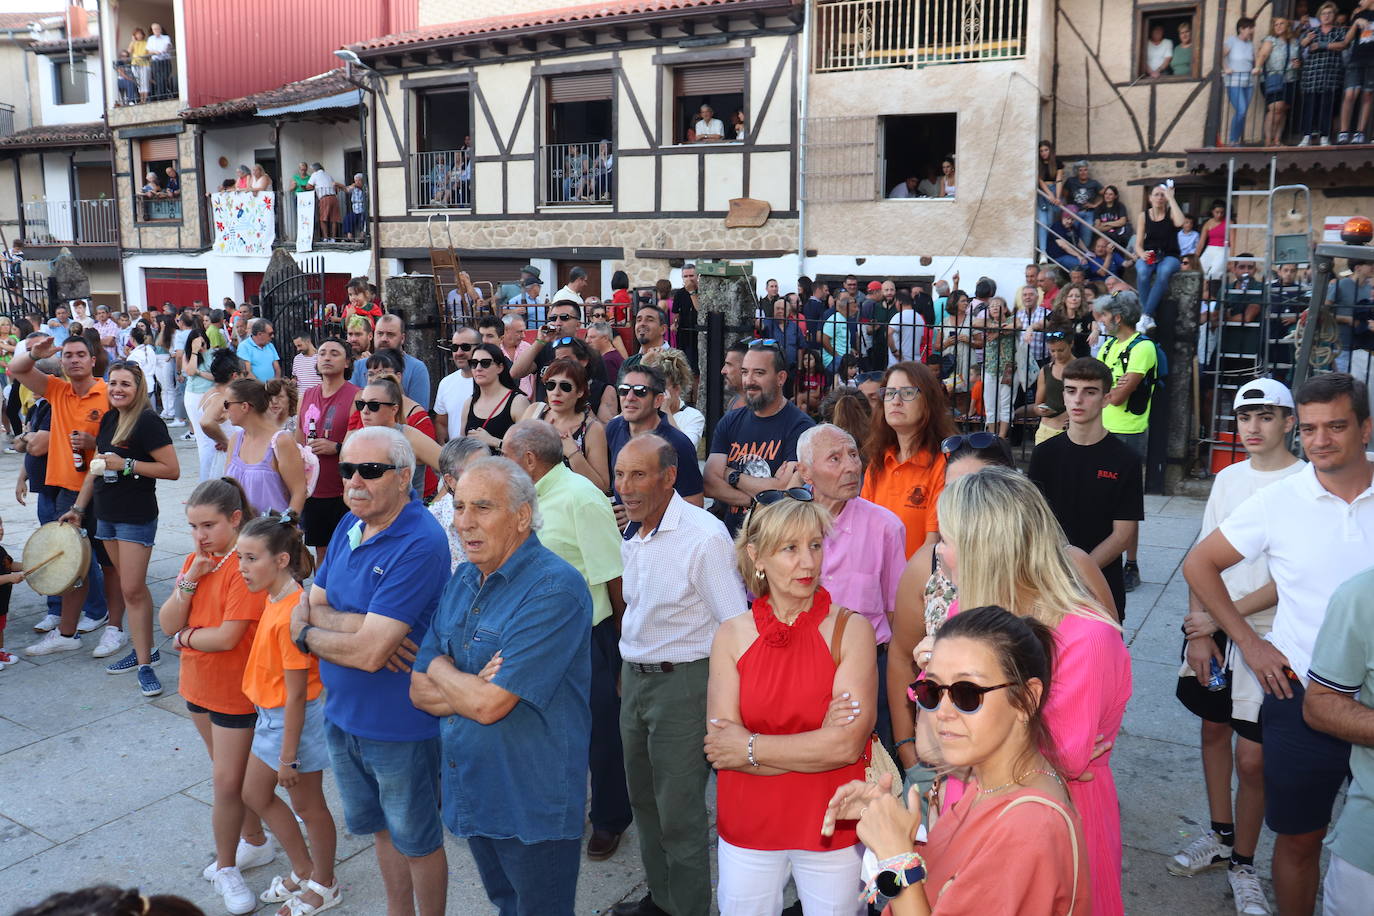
[136,195,182,223]
[0,103,13,139]
[813,0,1028,72]
[411,149,471,209]
[114,51,178,105]
[1211,76,1355,148]
[22,198,119,245]
[542,141,613,207]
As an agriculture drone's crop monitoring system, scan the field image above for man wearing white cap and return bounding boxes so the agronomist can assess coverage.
[1168,377,1303,915]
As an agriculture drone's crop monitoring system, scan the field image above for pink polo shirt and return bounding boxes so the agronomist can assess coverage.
[818,497,907,644]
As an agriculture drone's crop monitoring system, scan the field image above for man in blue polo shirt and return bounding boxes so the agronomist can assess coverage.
[290,426,450,916]
[236,318,280,381]
[604,364,704,526]
[413,456,591,916]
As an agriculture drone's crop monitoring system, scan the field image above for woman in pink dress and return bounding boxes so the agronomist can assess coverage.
[930,467,1131,916]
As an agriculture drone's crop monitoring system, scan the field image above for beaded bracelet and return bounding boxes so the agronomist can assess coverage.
[177,576,199,594]
[747,733,759,768]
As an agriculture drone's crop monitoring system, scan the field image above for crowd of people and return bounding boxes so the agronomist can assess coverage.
[2,256,1373,916]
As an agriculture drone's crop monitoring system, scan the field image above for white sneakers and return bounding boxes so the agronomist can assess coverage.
[211,866,256,915]
[1228,864,1271,915]
[92,626,128,659]
[1167,830,1232,877]
[24,630,80,656]
[203,834,277,880]
[32,613,60,633]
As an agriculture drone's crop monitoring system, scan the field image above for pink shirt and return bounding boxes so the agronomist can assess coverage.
[504,339,535,398]
[819,497,906,644]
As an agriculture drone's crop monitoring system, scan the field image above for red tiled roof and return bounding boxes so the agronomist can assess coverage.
[352,0,795,53]
[0,122,109,150]
[181,69,356,121]
[30,36,99,54]
[0,13,44,32]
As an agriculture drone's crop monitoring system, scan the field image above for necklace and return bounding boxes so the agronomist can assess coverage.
[269,581,299,604]
[205,552,233,576]
[978,767,1059,796]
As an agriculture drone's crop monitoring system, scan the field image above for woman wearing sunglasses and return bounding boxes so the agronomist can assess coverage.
[930,467,1129,916]
[350,376,442,501]
[520,356,609,492]
[461,342,529,449]
[705,491,875,916]
[822,604,1089,916]
[861,361,956,558]
[549,335,618,423]
[221,378,308,517]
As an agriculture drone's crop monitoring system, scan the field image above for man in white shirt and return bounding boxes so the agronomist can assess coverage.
[433,326,479,442]
[612,433,745,916]
[1184,372,1374,916]
[552,265,587,305]
[692,104,724,142]
[888,176,920,198]
[887,294,924,365]
[306,162,341,242]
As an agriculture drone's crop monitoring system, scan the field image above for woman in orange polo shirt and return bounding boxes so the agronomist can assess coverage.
[860,360,956,558]
[158,477,267,915]
[238,514,341,915]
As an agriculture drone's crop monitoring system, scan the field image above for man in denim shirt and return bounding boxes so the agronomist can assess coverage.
[412,456,592,916]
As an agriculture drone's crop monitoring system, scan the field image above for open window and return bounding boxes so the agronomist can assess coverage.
[135,135,181,222]
[881,114,956,200]
[1139,5,1198,79]
[672,64,745,144]
[543,72,614,206]
[54,57,88,105]
[412,87,472,208]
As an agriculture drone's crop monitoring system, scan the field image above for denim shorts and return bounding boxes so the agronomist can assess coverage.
[253,697,331,773]
[1345,62,1374,93]
[96,517,159,548]
[324,719,443,858]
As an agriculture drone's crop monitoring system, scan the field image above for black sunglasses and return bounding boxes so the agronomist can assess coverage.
[909,679,1014,714]
[754,487,814,507]
[470,357,496,369]
[453,342,475,351]
[338,461,399,480]
[749,338,781,349]
[590,310,607,318]
[618,383,661,398]
[941,432,1000,454]
[550,312,578,322]
[543,379,575,393]
[354,399,397,412]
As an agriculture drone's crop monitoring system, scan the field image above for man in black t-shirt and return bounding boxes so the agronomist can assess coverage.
[672,263,699,371]
[1028,356,1142,619]
[704,342,815,535]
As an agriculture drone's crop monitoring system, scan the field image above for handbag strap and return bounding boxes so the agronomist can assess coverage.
[997,795,1081,915]
[829,607,853,667]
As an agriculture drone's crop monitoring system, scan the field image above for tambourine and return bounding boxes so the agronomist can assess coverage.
[22,521,91,596]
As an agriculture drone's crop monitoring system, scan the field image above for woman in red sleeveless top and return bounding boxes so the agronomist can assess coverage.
[705,491,876,915]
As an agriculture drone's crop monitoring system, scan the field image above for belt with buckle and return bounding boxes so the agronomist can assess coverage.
[628,661,675,674]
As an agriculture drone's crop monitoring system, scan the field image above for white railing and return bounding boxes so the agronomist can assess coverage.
[813,0,1027,72]
[411,149,471,209]
[22,198,119,245]
[542,140,613,207]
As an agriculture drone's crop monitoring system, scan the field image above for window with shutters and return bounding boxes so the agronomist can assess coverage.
[134,135,181,222]
[672,63,745,144]
[543,71,615,207]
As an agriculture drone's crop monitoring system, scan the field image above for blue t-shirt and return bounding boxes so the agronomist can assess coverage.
[605,411,704,501]
[350,351,433,409]
[416,533,591,843]
[236,338,280,382]
[709,402,815,535]
[315,497,450,741]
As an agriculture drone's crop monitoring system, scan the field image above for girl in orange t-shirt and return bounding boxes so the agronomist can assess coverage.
[238,513,341,914]
[158,477,268,908]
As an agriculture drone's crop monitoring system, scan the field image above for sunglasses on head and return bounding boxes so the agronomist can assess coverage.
[109,360,143,374]
[753,487,814,507]
[880,385,920,402]
[856,371,883,383]
[908,679,1013,713]
[749,338,780,349]
[941,431,1000,454]
[1045,331,1068,340]
[354,399,397,412]
[470,357,496,369]
[338,461,399,480]
[552,336,576,348]
[544,379,575,393]
[617,383,661,398]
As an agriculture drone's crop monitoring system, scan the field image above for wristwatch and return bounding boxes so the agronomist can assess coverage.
[875,863,926,900]
[294,624,315,656]
[727,468,742,488]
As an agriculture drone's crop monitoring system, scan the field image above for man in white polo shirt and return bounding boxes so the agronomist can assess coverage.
[1184,372,1374,916]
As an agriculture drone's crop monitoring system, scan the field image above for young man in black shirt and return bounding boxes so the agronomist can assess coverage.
[1028,356,1142,620]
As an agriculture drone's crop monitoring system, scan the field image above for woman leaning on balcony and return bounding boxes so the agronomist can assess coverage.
[127,28,151,103]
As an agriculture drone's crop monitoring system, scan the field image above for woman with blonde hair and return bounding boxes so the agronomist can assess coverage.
[934,466,1130,916]
[643,347,703,448]
[706,492,875,915]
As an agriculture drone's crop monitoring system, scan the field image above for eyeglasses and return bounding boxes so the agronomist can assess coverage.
[354,399,397,412]
[856,371,883,384]
[470,357,496,369]
[544,379,575,393]
[551,336,576,348]
[590,311,607,319]
[908,679,1014,713]
[753,487,814,507]
[880,386,920,402]
[617,383,661,398]
[223,399,244,407]
[338,461,399,480]
[941,432,1000,454]
[550,312,578,322]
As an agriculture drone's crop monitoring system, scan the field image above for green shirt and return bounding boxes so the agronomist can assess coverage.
[532,461,623,626]
[1098,331,1156,435]
[1170,44,1193,76]
[206,324,228,348]
[1308,566,1374,876]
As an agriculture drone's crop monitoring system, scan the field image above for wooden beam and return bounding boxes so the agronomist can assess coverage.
[712,15,730,33]
[579,29,597,45]
[437,47,455,63]
[647,22,662,38]
[751,10,766,29]
[490,40,508,56]
[406,50,429,66]
[460,44,481,59]
[520,35,537,52]
[383,54,403,69]
[549,32,566,49]
[678,19,695,36]
[610,26,627,41]
[786,6,804,25]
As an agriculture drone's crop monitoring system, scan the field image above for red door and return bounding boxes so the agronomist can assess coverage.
[144,268,209,311]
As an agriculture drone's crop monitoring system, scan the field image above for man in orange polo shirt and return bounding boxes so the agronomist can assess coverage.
[12,334,125,656]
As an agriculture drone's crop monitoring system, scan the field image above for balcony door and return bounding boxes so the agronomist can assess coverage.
[544,73,613,206]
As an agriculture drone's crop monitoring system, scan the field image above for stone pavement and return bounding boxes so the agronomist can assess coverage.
[0,435,1275,914]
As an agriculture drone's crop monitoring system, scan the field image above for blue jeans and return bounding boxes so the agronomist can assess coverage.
[466,836,580,916]
[1227,84,1253,144]
[1036,183,1058,256]
[324,721,443,858]
[1136,255,1182,318]
[51,487,107,621]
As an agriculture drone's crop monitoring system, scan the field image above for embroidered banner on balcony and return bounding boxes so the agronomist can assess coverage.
[211,191,275,256]
[295,192,315,254]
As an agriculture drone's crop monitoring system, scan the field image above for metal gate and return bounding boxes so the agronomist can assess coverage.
[0,266,51,321]
[258,255,326,373]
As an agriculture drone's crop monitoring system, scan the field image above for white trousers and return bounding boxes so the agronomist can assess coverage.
[1325,853,1374,916]
[717,838,864,916]
[182,388,223,482]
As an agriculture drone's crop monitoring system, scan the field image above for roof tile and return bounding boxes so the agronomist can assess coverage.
[181,69,356,122]
[0,122,109,149]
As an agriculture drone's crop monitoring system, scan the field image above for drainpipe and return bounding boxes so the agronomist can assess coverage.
[796,0,812,278]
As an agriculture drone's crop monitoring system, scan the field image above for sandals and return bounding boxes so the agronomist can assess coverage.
[260,872,304,904]
[276,878,343,915]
